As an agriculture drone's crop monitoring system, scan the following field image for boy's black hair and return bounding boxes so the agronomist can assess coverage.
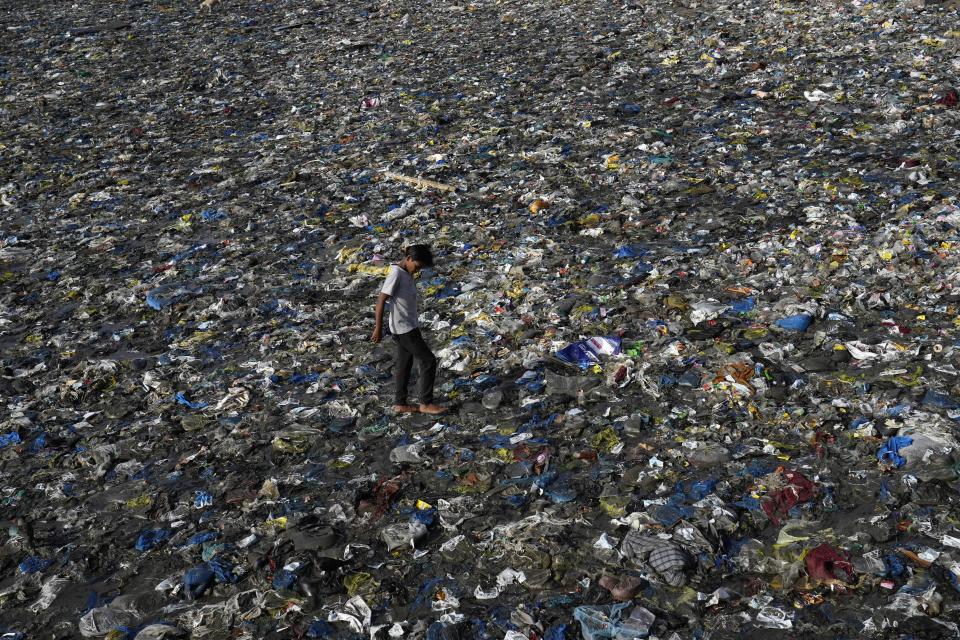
[405,244,434,267]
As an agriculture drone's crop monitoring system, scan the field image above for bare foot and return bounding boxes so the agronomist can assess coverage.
[393,404,419,414]
[419,403,448,415]
[598,575,645,601]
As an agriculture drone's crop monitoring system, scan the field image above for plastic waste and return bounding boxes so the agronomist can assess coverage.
[2,0,960,637]
[78,605,139,638]
[574,603,655,640]
[555,337,623,369]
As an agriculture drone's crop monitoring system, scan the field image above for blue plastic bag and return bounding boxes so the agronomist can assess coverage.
[175,392,208,410]
[193,491,214,509]
[614,245,648,259]
[208,557,238,584]
[183,565,215,599]
[18,556,54,574]
[306,620,335,638]
[544,624,567,640]
[775,314,813,332]
[0,432,21,448]
[730,297,754,314]
[135,528,171,552]
[877,436,913,468]
[184,531,218,547]
[200,208,227,221]
[923,388,960,410]
[555,336,622,369]
[273,569,297,590]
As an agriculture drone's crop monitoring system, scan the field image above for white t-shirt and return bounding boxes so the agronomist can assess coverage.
[381,264,419,334]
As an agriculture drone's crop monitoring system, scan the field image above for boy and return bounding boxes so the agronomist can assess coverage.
[370,244,447,415]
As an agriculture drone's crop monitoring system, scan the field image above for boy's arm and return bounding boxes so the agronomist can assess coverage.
[371,292,390,342]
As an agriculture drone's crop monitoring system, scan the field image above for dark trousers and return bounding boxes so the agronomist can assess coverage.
[394,329,437,405]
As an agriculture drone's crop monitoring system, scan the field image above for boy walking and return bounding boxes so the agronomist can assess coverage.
[370,244,447,415]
